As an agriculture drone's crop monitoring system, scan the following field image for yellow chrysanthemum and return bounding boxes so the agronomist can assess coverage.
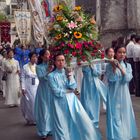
[55,34,62,40]
[74,6,81,11]
[56,16,63,21]
[74,32,82,39]
[53,5,63,12]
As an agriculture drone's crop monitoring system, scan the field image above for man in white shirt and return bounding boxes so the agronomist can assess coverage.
[126,34,136,95]
[133,35,140,97]
[126,34,136,60]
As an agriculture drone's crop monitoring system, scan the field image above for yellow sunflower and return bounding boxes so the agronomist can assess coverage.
[74,6,81,11]
[53,5,63,12]
[55,34,62,40]
[74,32,82,39]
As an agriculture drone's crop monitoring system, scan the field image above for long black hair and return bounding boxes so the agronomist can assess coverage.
[114,45,127,67]
[37,49,49,65]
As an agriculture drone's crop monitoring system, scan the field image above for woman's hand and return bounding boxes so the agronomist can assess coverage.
[117,63,126,75]
[65,67,73,79]
[73,88,80,95]
[110,59,118,73]
[16,70,20,74]
[111,60,126,75]
[22,89,26,96]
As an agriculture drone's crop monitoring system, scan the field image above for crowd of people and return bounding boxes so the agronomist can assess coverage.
[0,34,139,140]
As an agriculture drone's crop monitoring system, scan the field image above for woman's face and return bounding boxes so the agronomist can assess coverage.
[8,51,14,59]
[42,50,50,62]
[30,54,37,64]
[107,48,114,59]
[116,47,126,61]
[55,55,65,70]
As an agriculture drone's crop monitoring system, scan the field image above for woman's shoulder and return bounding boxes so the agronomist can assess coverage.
[23,63,29,69]
[125,62,132,69]
[125,62,131,66]
[48,70,57,78]
[106,63,112,69]
[13,59,19,63]
[48,69,63,80]
[36,63,44,69]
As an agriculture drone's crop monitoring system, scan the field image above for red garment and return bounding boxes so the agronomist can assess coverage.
[41,0,50,17]
[0,22,11,43]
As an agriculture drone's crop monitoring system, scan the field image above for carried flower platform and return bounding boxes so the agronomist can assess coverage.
[48,3,104,66]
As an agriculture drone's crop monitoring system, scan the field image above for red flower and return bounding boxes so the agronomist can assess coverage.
[93,49,98,53]
[64,50,69,54]
[77,61,81,65]
[75,42,82,49]
[68,43,74,48]
[96,43,102,49]
[101,53,105,59]
[82,55,87,62]
[85,45,89,49]
[78,51,82,55]
[61,43,65,47]
[72,52,77,56]
[91,52,95,56]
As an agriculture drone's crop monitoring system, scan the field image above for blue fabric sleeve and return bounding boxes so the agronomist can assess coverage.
[106,64,119,82]
[91,63,102,77]
[122,63,133,83]
[67,75,77,90]
[82,66,91,75]
[36,66,48,81]
[48,74,65,97]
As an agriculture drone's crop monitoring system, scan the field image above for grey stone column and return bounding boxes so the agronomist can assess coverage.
[127,0,137,29]
[136,0,140,31]
[96,0,101,27]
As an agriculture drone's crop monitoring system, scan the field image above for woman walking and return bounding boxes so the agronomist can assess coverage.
[34,49,52,139]
[4,49,20,107]
[106,45,138,140]
[81,63,107,128]
[21,52,39,124]
[48,53,102,140]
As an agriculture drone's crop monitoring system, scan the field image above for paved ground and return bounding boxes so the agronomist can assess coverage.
[0,95,139,140]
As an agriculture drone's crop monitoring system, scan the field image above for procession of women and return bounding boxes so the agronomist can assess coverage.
[0,0,139,140]
[0,34,139,140]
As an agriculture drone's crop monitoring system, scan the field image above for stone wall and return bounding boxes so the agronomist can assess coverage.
[76,0,140,48]
[100,0,128,48]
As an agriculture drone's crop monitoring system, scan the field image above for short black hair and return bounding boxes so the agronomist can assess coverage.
[7,48,14,55]
[130,34,136,41]
[105,47,114,55]
[135,35,140,43]
[29,52,37,59]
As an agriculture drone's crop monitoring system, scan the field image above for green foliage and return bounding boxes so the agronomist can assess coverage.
[0,12,7,21]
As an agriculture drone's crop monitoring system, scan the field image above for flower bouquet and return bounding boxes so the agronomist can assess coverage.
[48,3,104,66]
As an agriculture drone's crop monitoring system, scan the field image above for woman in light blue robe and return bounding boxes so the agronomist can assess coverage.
[34,49,52,139]
[106,46,138,140]
[81,63,107,128]
[48,54,102,140]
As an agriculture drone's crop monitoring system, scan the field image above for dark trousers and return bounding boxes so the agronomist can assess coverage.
[134,61,140,97]
[127,58,136,95]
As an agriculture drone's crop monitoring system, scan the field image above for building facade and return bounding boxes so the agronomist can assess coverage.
[0,0,28,45]
[1,0,140,47]
[76,0,140,48]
